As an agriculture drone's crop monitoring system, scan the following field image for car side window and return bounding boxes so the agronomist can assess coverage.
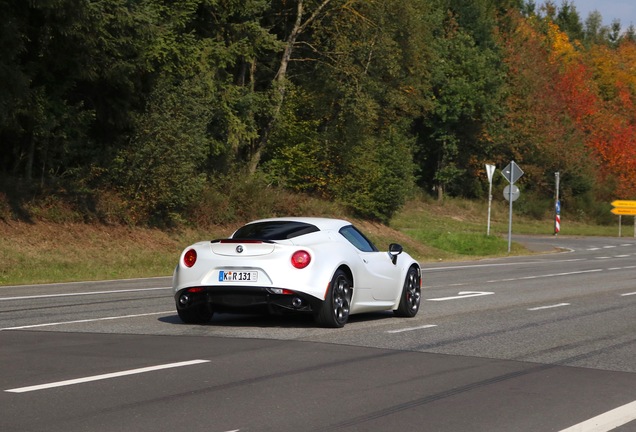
[339,225,378,252]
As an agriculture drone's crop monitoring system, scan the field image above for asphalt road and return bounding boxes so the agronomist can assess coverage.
[1,235,635,432]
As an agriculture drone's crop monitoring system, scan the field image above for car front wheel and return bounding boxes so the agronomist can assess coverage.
[394,266,421,317]
[315,269,352,328]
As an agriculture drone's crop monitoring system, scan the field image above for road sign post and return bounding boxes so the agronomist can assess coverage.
[611,200,636,238]
[502,161,524,253]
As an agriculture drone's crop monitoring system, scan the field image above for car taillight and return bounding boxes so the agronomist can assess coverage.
[183,249,197,267]
[291,250,311,269]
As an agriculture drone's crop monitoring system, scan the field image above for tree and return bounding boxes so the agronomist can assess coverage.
[416,3,505,200]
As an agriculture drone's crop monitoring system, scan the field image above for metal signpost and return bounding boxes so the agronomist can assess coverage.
[502,161,524,253]
[611,200,636,238]
[486,164,496,236]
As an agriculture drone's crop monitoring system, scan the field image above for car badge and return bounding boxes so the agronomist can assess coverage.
[236,245,244,253]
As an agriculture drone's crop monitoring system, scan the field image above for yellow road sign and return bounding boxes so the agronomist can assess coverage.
[611,200,636,208]
[611,207,636,215]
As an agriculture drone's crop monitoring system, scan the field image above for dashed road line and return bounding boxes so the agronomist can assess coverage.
[5,360,210,393]
[558,399,636,432]
[0,311,173,331]
[528,303,570,311]
[387,324,438,334]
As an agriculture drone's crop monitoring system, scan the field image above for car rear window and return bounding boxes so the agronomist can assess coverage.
[232,221,319,240]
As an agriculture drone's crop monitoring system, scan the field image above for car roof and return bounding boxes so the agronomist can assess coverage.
[245,217,351,232]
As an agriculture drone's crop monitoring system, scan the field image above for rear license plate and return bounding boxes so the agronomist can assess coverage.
[218,270,258,282]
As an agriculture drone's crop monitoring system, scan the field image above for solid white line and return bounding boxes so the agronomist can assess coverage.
[528,303,570,311]
[387,324,438,334]
[5,360,210,393]
[558,400,636,432]
[621,292,636,297]
[488,269,602,284]
[423,259,582,272]
[0,276,171,290]
[0,311,173,331]
[0,287,171,301]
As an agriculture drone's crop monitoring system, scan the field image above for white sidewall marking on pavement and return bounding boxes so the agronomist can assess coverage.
[5,360,210,393]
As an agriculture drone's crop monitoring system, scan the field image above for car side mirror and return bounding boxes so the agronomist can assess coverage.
[388,243,403,264]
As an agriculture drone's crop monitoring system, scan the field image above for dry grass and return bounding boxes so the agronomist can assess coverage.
[0,221,226,285]
[1,190,626,286]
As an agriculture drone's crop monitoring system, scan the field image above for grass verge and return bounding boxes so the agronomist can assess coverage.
[1,195,631,286]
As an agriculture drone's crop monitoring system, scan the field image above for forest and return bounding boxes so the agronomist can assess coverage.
[1,0,635,226]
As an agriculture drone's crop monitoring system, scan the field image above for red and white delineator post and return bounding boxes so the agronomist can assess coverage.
[554,172,560,235]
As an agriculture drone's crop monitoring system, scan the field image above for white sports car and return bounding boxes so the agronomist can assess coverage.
[173,217,422,328]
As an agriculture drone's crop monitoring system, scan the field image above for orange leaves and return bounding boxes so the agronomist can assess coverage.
[546,21,581,65]
[502,13,636,198]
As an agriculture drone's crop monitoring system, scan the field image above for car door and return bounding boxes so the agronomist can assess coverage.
[338,225,401,301]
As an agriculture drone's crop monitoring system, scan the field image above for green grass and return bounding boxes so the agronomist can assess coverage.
[390,195,633,262]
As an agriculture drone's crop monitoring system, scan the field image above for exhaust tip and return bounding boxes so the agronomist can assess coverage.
[179,293,190,306]
[292,297,303,308]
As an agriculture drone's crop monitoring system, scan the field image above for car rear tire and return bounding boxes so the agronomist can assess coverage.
[315,269,352,328]
[394,266,421,318]
[177,304,213,324]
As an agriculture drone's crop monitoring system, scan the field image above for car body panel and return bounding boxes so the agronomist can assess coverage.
[172,217,422,325]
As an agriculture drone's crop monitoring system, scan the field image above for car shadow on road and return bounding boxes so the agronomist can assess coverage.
[158,311,393,329]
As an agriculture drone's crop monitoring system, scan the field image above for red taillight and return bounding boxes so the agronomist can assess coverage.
[183,249,197,268]
[291,250,311,269]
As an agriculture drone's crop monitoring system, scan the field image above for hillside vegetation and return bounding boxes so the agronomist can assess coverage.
[1,189,630,286]
[2,1,635,285]
[2,1,636,230]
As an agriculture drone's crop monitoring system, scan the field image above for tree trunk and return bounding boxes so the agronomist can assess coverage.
[248,0,333,174]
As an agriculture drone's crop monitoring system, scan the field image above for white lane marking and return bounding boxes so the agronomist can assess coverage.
[0,276,171,290]
[423,259,583,272]
[595,257,612,260]
[0,287,172,301]
[603,245,617,249]
[527,303,570,311]
[427,291,494,302]
[487,269,602,283]
[558,400,636,432]
[387,324,438,334]
[5,360,210,393]
[621,292,636,297]
[614,255,630,258]
[0,311,173,331]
